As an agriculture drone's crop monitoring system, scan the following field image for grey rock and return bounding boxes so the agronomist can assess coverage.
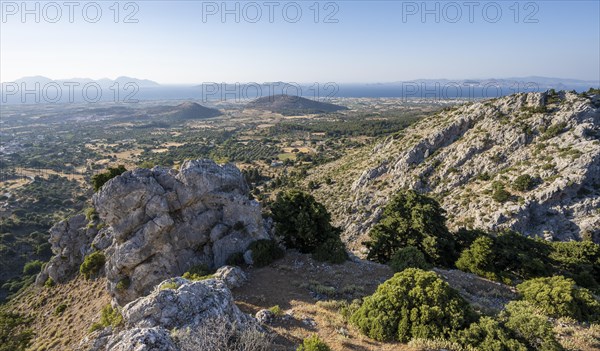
[79,278,255,351]
[36,213,98,285]
[89,160,269,305]
[214,265,247,289]
[255,309,274,324]
[243,250,254,265]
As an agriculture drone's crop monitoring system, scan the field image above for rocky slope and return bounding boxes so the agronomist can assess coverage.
[38,159,270,305]
[309,91,600,251]
[245,94,347,115]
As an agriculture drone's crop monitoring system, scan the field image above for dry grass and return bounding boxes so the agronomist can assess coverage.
[6,276,111,351]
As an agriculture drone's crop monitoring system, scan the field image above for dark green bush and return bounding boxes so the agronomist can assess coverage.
[452,316,527,351]
[389,246,430,272]
[350,268,473,342]
[456,231,551,283]
[247,239,284,267]
[80,251,106,279]
[456,236,500,281]
[513,174,535,192]
[91,165,127,191]
[549,241,600,291]
[312,237,347,264]
[364,189,456,266]
[296,334,331,351]
[225,252,245,266]
[271,190,343,256]
[492,182,511,203]
[517,276,600,323]
[22,260,43,276]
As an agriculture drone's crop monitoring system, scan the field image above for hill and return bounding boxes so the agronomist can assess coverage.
[307,91,600,251]
[149,101,222,120]
[245,94,347,115]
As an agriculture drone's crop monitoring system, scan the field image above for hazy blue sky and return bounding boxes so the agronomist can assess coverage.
[1,0,599,84]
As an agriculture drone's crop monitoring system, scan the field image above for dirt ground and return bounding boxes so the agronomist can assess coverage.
[233,251,413,351]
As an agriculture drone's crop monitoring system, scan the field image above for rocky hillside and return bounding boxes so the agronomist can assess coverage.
[245,94,347,115]
[309,91,600,251]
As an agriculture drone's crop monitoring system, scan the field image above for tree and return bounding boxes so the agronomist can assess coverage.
[271,190,346,263]
[389,246,430,272]
[364,190,455,266]
[350,269,473,342]
[456,236,498,281]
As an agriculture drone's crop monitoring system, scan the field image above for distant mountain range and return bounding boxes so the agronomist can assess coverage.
[8,76,160,88]
[1,76,598,104]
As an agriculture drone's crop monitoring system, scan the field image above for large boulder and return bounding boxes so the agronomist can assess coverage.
[78,278,254,351]
[92,160,269,305]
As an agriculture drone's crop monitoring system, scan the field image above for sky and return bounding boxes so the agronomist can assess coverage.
[1,0,599,84]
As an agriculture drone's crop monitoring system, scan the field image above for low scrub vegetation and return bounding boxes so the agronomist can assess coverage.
[296,334,332,351]
[79,251,106,279]
[247,239,284,267]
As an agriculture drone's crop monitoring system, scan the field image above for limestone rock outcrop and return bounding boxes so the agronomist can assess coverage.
[36,214,103,285]
[310,92,600,249]
[91,159,269,304]
[78,277,253,351]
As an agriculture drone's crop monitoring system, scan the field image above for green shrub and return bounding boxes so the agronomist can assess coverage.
[54,303,67,316]
[501,301,563,351]
[84,207,99,221]
[452,316,527,351]
[160,281,181,290]
[271,190,341,254]
[22,260,43,276]
[389,246,430,272]
[91,165,127,191]
[513,175,535,192]
[541,122,568,140]
[456,236,499,281]
[225,252,245,266]
[268,305,283,316]
[182,264,213,280]
[364,189,456,266]
[517,276,600,323]
[44,277,55,288]
[549,241,600,291]
[312,237,347,264]
[350,268,473,342]
[247,239,284,267]
[80,251,106,279]
[89,304,123,332]
[0,311,33,351]
[296,335,331,351]
[492,182,511,203]
[456,231,551,283]
[116,277,130,291]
